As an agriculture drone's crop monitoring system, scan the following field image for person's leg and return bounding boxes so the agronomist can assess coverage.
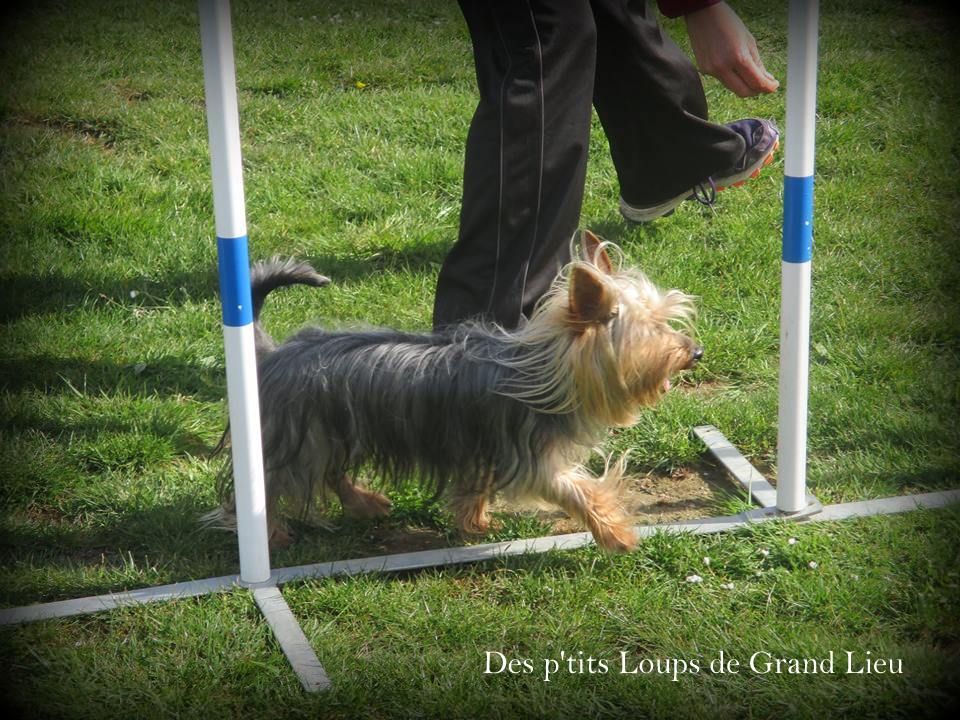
[590,0,745,206]
[433,0,597,330]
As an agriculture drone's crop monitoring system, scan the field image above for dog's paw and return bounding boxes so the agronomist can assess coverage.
[454,499,494,536]
[342,487,393,519]
[590,522,637,553]
[458,514,491,535]
[362,490,393,518]
[269,523,295,549]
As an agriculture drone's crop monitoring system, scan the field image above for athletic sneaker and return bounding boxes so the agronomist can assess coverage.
[619,118,780,223]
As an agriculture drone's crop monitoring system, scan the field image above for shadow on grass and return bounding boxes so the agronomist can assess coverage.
[0,354,226,403]
[299,236,451,283]
[0,499,607,608]
[0,267,221,323]
[0,497,241,607]
[587,214,667,248]
[0,235,453,324]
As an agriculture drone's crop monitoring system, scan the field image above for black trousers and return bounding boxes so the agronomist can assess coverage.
[433,0,745,330]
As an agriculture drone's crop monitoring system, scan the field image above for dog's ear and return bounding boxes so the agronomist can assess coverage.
[569,265,618,325]
[581,229,613,275]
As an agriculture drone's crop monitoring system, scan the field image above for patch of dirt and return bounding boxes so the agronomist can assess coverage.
[6,113,119,150]
[325,461,743,557]
[489,461,737,535]
[355,526,453,556]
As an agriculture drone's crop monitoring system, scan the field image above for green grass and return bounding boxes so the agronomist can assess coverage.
[1,0,958,717]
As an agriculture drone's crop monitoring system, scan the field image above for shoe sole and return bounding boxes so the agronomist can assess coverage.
[619,192,686,223]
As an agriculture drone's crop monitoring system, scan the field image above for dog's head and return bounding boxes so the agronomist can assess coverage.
[500,231,701,425]
[562,231,702,421]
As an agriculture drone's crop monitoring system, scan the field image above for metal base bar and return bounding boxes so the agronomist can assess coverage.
[0,574,240,626]
[693,425,779,508]
[694,424,824,518]
[4,489,958,629]
[252,586,331,693]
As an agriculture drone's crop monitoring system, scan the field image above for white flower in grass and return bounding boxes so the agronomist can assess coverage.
[759,548,770,557]
[720,582,735,591]
[685,574,703,584]
[702,556,711,567]
[788,537,797,545]
[808,561,819,569]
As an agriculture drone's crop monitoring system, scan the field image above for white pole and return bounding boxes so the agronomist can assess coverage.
[778,0,819,513]
[199,0,271,582]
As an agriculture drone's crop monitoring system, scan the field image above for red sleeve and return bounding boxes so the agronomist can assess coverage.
[656,0,722,19]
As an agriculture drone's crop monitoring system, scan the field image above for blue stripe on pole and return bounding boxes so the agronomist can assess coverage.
[217,235,253,327]
[783,174,814,263]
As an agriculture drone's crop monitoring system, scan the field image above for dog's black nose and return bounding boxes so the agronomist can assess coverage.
[691,346,704,363]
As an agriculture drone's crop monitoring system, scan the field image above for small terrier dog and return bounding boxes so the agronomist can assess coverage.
[211,231,701,552]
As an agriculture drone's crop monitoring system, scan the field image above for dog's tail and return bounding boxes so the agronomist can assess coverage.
[250,257,330,359]
[209,258,329,463]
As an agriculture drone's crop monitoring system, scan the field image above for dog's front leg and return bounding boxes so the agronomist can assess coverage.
[544,469,636,553]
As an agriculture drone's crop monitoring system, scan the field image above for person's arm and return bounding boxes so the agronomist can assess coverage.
[683,2,779,97]
[658,0,780,97]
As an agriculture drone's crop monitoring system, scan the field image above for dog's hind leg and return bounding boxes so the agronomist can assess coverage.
[331,475,393,519]
[449,473,498,536]
[451,493,492,535]
[268,519,295,549]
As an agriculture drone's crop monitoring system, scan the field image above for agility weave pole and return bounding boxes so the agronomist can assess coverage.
[699,0,822,513]
[777,0,819,513]
[199,0,270,586]
[199,0,329,692]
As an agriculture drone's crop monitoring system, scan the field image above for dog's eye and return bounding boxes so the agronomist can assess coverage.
[603,303,621,325]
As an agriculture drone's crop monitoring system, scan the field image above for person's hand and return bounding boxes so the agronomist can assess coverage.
[684,2,779,97]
